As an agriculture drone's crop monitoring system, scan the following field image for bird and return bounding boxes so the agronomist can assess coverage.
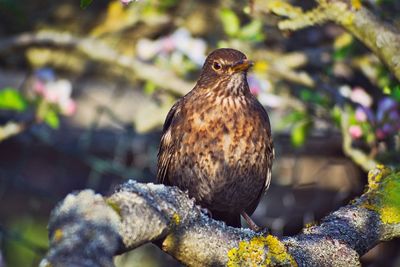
[157,48,274,230]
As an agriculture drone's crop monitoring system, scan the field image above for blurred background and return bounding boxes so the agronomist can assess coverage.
[0,0,399,266]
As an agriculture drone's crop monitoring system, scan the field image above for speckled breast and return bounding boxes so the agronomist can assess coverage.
[168,93,270,214]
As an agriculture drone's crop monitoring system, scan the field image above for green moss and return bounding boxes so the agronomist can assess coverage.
[227,235,297,267]
[363,165,400,224]
[105,198,122,217]
[379,174,400,224]
[53,228,63,243]
[171,213,181,225]
[367,164,392,191]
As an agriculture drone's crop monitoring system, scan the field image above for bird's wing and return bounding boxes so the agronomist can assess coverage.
[245,102,274,215]
[261,103,274,190]
[264,141,274,190]
[157,100,182,185]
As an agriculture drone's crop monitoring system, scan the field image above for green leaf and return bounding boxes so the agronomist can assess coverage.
[44,109,60,129]
[348,110,358,125]
[6,218,48,267]
[291,120,311,148]
[376,66,393,89]
[0,87,27,112]
[144,81,157,95]
[299,88,329,106]
[80,0,93,9]
[159,0,178,9]
[331,105,342,127]
[299,89,313,102]
[220,9,240,37]
[238,20,264,41]
[383,86,391,95]
[391,85,400,102]
[333,44,353,61]
[282,110,306,125]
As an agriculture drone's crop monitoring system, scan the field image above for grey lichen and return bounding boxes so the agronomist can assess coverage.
[40,190,121,267]
[41,167,400,267]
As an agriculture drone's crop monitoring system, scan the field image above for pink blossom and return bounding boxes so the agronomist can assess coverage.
[162,37,176,53]
[32,69,77,117]
[350,87,372,107]
[136,28,207,66]
[121,0,135,5]
[61,99,77,116]
[44,89,59,103]
[349,125,363,139]
[355,107,367,122]
[33,80,46,95]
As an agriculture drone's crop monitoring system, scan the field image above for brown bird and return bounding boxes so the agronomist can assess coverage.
[157,48,274,230]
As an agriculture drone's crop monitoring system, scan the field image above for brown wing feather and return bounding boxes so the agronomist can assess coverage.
[260,103,274,190]
[156,100,182,185]
[245,102,274,215]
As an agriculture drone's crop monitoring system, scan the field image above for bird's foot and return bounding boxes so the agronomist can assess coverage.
[241,211,269,234]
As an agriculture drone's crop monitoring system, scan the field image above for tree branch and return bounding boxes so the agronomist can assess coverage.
[0,121,26,142]
[40,166,400,267]
[253,0,400,82]
[0,31,193,96]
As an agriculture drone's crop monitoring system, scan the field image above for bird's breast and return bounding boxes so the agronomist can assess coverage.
[183,95,261,163]
[172,94,268,210]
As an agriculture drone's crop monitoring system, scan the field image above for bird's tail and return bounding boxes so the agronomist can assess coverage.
[211,210,241,228]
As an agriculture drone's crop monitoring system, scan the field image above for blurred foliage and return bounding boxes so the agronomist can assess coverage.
[80,0,93,10]
[3,218,48,267]
[220,9,264,42]
[0,0,400,266]
[0,69,76,134]
[281,110,312,148]
[0,88,27,112]
[0,0,397,187]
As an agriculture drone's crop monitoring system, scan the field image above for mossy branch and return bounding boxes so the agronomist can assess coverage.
[253,0,400,81]
[40,166,400,267]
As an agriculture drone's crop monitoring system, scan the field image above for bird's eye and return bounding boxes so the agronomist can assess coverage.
[212,61,222,71]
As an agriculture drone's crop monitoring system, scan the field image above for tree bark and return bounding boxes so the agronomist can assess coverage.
[40,165,400,267]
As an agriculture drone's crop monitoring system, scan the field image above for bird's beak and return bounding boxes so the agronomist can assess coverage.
[231,59,253,72]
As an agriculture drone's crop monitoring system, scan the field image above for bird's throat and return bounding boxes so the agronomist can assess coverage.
[206,72,249,98]
[226,73,248,96]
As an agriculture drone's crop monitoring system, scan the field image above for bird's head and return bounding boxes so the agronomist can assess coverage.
[197,48,253,95]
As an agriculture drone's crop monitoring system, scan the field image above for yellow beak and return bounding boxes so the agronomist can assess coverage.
[231,59,253,72]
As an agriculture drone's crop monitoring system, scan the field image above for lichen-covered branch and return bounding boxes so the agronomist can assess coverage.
[40,166,400,267]
[253,0,400,81]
